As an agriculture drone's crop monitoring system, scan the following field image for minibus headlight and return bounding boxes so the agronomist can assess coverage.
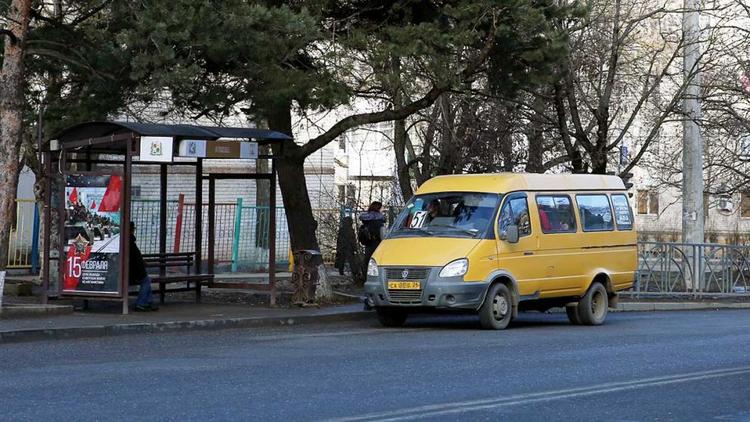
[439,258,469,278]
[367,259,379,277]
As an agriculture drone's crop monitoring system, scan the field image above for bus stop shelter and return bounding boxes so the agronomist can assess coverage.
[42,121,292,314]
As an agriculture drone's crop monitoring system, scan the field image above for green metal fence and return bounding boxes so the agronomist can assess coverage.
[7,198,352,273]
[131,199,335,272]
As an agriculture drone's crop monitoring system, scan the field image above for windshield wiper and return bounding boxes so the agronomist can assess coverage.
[396,227,435,236]
[430,224,480,237]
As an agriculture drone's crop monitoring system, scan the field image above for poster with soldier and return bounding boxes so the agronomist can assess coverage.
[63,174,122,294]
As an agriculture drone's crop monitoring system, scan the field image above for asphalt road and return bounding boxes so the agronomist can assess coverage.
[3,310,750,422]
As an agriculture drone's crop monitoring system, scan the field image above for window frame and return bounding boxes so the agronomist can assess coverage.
[575,193,616,233]
[610,193,634,231]
[534,194,578,234]
[497,193,532,239]
[636,189,659,216]
[741,192,750,219]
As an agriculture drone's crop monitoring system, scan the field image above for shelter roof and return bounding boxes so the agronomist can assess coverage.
[53,121,293,146]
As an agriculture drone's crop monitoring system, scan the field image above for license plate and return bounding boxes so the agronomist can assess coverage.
[388,281,421,290]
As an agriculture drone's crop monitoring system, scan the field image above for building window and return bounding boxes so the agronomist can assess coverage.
[704,192,710,218]
[636,189,659,215]
[338,133,347,151]
[337,184,357,207]
[346,184,357,207]
[741,192,750,218]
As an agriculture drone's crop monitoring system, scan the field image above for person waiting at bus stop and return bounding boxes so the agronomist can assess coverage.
[129,222,158,312]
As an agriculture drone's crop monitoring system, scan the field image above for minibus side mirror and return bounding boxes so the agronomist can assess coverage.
[501,225,519,244]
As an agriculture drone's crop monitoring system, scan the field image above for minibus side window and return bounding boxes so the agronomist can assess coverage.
[576,194,615,232]
[535,195,577,233]
[499,196,531,238]
[611,194,634,231]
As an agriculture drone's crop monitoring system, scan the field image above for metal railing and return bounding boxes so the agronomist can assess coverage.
[635,241,750,296]
[7,199,39,269]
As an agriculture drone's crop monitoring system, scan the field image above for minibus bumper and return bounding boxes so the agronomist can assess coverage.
[364,269,488,310]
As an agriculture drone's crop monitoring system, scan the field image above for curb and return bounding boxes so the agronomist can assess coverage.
[615,302,750,312]
[0,304,74,318]
[0,310,373,344]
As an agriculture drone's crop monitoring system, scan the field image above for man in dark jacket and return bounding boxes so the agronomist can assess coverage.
[130,222,157,311]
[359,201,385,272]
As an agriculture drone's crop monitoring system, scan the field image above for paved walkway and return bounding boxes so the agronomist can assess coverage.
[0,301,368,343]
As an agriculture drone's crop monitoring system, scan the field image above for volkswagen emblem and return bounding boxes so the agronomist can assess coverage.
[402,270,409,279]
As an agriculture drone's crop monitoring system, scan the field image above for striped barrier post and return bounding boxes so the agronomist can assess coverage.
[231,197,243,272]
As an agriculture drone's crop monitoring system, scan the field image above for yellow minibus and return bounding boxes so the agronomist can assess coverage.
[364,173,637,329]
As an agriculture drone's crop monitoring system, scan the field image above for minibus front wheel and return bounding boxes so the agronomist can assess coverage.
[376,308,408,327]
[575,282,608,326]
[479,283,513,330]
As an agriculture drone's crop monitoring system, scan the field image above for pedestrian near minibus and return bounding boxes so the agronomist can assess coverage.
[129,222,158,312]
[358,201,385,273]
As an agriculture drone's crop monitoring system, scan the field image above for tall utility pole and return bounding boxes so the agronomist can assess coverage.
[682,0,704,245]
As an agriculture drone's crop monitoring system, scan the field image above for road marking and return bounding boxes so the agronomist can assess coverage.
[326,366,750,422]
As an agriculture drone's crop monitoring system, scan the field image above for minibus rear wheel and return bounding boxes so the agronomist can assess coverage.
[576,282,608,325]
[479,283,513,330]
[376,308,408,327]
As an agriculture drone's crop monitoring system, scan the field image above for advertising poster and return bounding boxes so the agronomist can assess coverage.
[63,174,122,294]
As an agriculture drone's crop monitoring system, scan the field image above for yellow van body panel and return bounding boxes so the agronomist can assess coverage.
[418,173,625,195]
[366,173,637,313]
[372,238,480,268]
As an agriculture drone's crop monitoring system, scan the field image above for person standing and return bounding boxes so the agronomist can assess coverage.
[358,201,386,272]
[129,222,158,311]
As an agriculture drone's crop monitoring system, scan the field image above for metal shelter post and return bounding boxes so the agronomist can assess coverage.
[195,158,203,275]
[122,135,134,315]
[159,164,168,263]
[159,163,168,302]
[208,175,216,275]
[269,157,277,306]
[41,149,52,304]
[56,149,67,297]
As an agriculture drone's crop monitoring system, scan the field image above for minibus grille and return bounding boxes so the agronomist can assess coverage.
[387,290,423,304]
[385,268,429,280]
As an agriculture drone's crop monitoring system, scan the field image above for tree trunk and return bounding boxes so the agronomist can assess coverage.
[390,55,414,201]
[0,0,33,294]
[591,108,610,174]
[590,148,608,174]
[267,105,334,301]
[276,151,320,252]
[570,150,586,173]
[394,118,414,201]
[525,95,546,173]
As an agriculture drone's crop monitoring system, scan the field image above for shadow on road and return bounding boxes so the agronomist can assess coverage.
[399,312,586,330]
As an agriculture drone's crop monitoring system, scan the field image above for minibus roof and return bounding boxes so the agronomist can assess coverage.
[416,173,625,194]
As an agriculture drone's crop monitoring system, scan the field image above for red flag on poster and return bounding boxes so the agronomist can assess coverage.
[69,187,78,203]
[98,176,122,212]
[90,200,97,209]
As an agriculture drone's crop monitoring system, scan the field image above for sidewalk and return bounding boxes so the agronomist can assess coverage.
[0,302,370,343]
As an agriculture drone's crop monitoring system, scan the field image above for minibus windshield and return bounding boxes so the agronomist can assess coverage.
[390,192,501,238]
